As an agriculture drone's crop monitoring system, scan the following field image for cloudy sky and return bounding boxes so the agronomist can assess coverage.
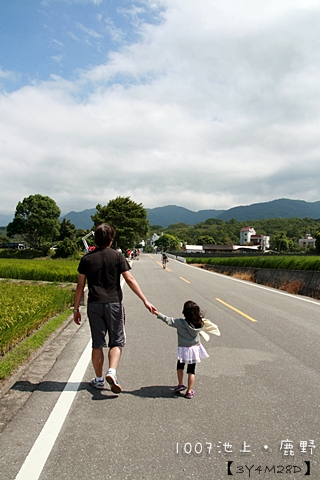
[1,0,320,219]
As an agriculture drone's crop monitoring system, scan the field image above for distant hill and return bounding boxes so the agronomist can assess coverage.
[61,208,96,230]
[0,213,13,226]
[146,205,224,227]
[5,198,318,230]
[216,198,320,222]
[0,198,310,230]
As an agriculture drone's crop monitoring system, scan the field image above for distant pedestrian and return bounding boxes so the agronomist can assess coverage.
[152,301,220,398]
[161,251,168,269]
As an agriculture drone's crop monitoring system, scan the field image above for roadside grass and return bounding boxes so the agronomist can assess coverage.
[231,272,254,282]
[0,308,72,381]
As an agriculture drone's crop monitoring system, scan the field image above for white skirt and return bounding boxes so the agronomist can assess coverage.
[177,344,209,364]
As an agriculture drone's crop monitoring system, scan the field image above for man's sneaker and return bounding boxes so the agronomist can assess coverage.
[105,371,122,394]
[91,378,104,389]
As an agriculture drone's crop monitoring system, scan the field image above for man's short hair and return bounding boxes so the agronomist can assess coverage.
[94,223,116,247]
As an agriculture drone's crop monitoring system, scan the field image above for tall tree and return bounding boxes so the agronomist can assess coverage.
[58,218,77,241]
[315,231,320,253]
[91,196,149,250]
[155,233,180,251]
[7,194,60,248]
[197,235,215,245]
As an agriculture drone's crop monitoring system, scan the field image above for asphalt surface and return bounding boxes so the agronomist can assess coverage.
[0,253,319,479]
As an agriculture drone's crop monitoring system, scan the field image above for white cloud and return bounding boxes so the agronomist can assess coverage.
[1,0,320,215]
[0,68,13,79]
[104,18,125,44]
[76,22,103,39]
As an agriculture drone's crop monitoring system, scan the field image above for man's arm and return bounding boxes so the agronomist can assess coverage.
[73,273,86,325]
[122,270,156,313]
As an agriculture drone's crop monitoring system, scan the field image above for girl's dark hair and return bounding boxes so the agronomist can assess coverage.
[182,300,204,328]
[94,223,116,248]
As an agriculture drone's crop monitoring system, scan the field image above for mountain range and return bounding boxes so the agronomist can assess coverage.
[62,198,320,229]
[1,198,320,230]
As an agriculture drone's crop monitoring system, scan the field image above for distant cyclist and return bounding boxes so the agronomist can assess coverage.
[161,251,168,269]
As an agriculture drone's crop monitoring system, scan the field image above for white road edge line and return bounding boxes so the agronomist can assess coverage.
[15,275,127,480]
[15,339,92,480]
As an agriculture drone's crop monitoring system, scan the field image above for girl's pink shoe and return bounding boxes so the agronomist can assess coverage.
[173,384,187,393]
[185,390,195,399]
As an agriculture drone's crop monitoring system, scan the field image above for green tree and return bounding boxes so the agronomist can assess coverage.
[58,218,77,241]
[315,231,320,253]
[272,232,289,252]
[0,234,9,245]
[55,238,79,258]
[155,233,180,251]
[91,196,149,250]
[197,235,215,245]
[7,195,60,248]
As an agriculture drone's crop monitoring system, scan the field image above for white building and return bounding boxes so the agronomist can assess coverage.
[146,233,160,249]
[185,245,203,253]
[239,227,256,245]
[240,227,270,251]
[299,234,316,249]
[250,234,270,250]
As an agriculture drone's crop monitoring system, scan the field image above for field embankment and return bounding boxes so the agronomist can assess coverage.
[187,255,320,299]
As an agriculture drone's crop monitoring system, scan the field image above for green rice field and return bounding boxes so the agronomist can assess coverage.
[0,281,74,355]
[0,258,79,282]
[187,255,320,271]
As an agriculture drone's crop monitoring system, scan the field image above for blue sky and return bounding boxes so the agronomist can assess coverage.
[1,0,320,221]
[0,1,162,90]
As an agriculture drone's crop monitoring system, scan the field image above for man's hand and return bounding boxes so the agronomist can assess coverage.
[73,311,81,325]
[144,300,157,314]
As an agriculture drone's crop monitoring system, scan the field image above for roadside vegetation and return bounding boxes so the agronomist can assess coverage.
[186,255,320,271]
[0,258,78,282]
[0,307,72,380]
[151,217,320,253]
[0,280,75,380]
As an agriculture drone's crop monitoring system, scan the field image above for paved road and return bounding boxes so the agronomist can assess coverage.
[0,253,319,479]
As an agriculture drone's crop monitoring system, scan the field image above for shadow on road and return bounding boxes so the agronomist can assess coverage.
[123,385,177,398]
[11,381,178,399]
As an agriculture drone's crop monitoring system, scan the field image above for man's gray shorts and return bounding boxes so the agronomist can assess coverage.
[87,302,126,349]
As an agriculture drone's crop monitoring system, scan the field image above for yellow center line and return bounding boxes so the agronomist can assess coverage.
[147,254,154,259]
[216,298,258,323]
[180,276,191,284]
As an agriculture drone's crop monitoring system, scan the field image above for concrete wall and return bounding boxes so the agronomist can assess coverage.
[202,264,320,299]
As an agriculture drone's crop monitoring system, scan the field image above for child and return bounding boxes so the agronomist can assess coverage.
[153,300,210,399]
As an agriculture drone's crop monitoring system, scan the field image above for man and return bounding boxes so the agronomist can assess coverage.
[73,223,156,393]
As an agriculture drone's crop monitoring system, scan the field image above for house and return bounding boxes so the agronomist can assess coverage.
[145,233,160,249]
[250,234,270,250]
[299,234,316,249]
[184,245,204,253]
[240,227,270,251]
[239,227,256,245]
[203,244,234,253]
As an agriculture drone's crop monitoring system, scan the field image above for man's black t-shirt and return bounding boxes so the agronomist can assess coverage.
[78,247,131,303]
